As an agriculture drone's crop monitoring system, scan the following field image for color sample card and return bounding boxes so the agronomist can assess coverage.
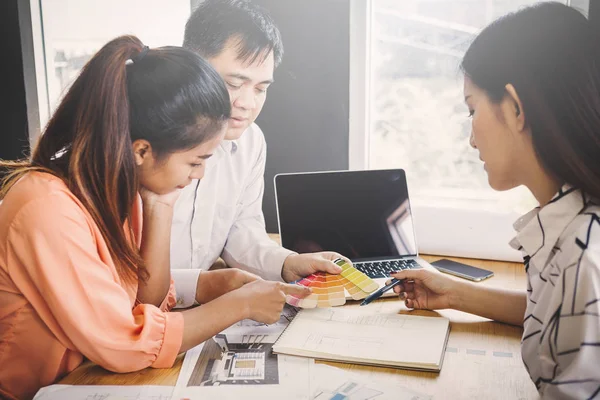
[287,273,346,308]
[286,259,379,308]
[335,258,379,299]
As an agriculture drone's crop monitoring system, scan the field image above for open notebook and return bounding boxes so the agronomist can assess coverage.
[273,307,450,371]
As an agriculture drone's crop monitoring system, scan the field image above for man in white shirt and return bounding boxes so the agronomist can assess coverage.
[171,0,347,307]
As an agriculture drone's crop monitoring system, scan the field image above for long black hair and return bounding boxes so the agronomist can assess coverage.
[461,2,600,199]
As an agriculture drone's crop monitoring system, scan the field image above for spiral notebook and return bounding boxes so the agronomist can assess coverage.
[272,307,450,371]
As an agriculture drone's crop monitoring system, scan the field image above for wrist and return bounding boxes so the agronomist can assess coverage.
[447,279,468,310]
[195,271,211,304]
[281,254,297,282]
[143,202,174,218]
[228,288,251,319]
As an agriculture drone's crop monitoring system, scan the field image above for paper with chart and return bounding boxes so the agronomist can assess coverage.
[273,306,450,370]
[172,344,312,400]
[172,304,313,400]
[33,384,173,400]
[310,364,432,400]
[173,347,431,400]
[174,304,299,389]
[217,302,298,343]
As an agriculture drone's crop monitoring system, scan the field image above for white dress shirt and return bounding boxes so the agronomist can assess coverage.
[170,123,294,308]
[510,186,600,399]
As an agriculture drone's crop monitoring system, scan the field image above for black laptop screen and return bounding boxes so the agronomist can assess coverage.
[275,169,418,261]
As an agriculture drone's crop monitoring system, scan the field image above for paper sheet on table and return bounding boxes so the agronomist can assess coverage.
[33,384,173,400]
[173,303,431,400]
[173,347,312,400]
[175,304,298,387]
[310,364,432,400]
[273,306,449,370]
[172,304,313,399]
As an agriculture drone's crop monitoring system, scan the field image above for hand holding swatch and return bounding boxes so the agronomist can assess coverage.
[286,258,378,308]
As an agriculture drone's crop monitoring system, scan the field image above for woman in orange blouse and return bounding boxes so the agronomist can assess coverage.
[0,36,309,400]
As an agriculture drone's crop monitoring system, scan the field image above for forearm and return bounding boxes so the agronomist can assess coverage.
[222,232,292,282]
[451,280,527,326]
[138,207,173,306]
[179,290,248,352]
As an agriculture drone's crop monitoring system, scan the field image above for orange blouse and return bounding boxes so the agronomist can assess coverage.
[0,172,184,400]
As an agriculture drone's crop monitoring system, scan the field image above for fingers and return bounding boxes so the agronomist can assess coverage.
[280,282,312,297]
[305,256,342,275]
[265,315,281,325]
[399,291,415,300]
[401,281,414,292]
[386,279,414,294]
[327,252,352,266]
[321,252,354,274]
[318,259,343,275]
[321,252,352,272]
[390,269,426,282]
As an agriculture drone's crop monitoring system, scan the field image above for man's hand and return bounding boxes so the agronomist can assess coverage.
[195,269,259,304]
[281,252,350,282]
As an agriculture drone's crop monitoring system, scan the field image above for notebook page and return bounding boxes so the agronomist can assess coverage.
[274,307,449,367]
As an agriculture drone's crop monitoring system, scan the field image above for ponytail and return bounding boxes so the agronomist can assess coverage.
[2,36,150,283]
[1,35,230,283]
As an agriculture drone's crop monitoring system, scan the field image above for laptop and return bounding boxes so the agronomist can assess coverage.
[274,169,430,299]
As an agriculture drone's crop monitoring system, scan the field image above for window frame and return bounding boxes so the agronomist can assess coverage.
[29,0,195,136]
[347,0,591,262]
[30,0,49,145]
[349,0,371,171]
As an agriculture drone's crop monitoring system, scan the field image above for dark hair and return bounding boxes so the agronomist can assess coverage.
[0,35,230,282]
[183,0,283,67]
[461,2,600,199]
[127,45,231,160]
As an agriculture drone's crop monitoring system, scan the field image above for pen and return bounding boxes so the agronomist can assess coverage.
[360,278,402,306]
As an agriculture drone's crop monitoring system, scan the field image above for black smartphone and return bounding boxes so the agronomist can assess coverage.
[430,258,494,282]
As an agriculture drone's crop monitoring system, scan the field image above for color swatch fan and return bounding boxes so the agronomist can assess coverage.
[286,258,379,308]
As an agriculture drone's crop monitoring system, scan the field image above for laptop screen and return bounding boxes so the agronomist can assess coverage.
[275,169,418,261]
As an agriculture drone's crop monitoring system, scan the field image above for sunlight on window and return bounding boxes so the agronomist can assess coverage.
[368,0,570,213]
[40,0,191,121]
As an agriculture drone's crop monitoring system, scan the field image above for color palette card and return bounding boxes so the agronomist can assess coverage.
[286,259,379,308]
[335,258,379,300]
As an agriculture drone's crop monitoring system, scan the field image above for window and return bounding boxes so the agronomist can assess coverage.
[350,0,589,260]
[32,0,192,132]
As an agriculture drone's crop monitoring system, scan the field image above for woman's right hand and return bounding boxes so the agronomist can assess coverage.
[390,267,460,310]
[236,280,311,324]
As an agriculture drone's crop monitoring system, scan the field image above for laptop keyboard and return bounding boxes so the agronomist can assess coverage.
[354,259,420,279]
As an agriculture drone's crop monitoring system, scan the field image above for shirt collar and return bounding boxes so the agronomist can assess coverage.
[510,185,587,269]
[219,139,238,154]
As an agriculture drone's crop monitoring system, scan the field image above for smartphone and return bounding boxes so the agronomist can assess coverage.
[430,258,494,282]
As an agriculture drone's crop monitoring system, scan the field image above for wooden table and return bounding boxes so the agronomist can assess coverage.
[60,253,538,399]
